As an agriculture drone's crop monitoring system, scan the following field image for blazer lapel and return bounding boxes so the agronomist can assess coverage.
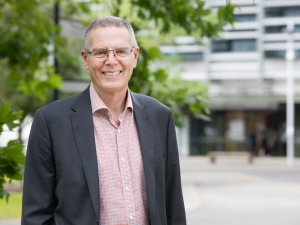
[69,88,100,220]
[131,93,156,221]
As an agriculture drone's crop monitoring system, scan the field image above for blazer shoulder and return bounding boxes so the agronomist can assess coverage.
[37,95,77,115]
[36,86,90,115]
[131,92,171,113]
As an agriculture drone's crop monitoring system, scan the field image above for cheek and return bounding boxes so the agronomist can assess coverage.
[89,62,102,72]
[88,65,101,80]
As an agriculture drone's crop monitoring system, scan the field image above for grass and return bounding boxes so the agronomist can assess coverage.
[0,193,22,219]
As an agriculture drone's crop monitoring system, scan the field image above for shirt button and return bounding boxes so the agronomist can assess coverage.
[129,216,134,220]
[125,186,129,191]
[121,157,125,162]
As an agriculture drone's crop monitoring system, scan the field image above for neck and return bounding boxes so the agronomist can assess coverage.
[96,88,128,117]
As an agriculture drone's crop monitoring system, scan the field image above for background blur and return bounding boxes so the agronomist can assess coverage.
[1,0,300,224]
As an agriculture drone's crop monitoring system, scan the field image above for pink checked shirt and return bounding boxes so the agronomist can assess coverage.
[90,84,149,225]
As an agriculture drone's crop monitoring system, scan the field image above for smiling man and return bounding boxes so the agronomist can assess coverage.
[22,16,186,225]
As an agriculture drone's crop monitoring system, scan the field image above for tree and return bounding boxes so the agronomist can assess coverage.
[0,102,24,200]
[123,0,234,124]
[0,0,234,198]
[0,0,61,198]
[62,0,235,124]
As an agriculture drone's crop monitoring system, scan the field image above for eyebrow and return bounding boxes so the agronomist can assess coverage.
[91,46,130,50]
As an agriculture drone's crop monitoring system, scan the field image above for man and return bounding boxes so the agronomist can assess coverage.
[22,16,186,225]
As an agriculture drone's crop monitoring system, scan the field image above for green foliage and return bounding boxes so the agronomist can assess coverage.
[0,0,61,103]
[130,44,210,126]
[149,75,210,126]
[57,37,86,80]
[89,0,235,126]
[0,0,235,199]
[0,0,61,199]
[58,0,235,126]
[128,0,235,38]
[0,103,22,133]
[0,102,24,199]
[49,0,235,127]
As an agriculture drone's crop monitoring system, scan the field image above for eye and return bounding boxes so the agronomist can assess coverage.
[115,48,130,56]
[92,49,108,57]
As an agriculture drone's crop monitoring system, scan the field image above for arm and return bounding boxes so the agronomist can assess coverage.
[165,111,187,225]
[22,110,56,225]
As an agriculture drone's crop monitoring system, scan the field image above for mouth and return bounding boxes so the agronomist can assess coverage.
[102,71,122,77]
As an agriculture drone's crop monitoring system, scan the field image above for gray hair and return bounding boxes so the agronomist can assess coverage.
[84,16,138,48]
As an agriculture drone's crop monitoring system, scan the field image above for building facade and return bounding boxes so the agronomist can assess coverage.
[161,0,300,156]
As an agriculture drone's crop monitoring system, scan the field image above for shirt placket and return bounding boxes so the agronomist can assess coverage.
[97,115,127,225]
[117,112,136,225]
[127,114,149,225]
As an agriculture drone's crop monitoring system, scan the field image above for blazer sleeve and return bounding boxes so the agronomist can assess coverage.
[165,111,187,225]
[21,110,56,225]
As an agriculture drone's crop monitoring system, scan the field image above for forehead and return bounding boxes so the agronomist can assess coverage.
[88,26,131,48]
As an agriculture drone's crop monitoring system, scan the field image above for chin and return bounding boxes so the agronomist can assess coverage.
[102,85,127,93]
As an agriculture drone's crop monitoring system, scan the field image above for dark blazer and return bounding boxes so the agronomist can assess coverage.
[22,87,186,225]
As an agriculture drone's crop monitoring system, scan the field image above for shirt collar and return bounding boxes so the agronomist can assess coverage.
[89,83,133,114]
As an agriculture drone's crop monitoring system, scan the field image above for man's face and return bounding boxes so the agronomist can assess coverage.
[81,26,139,95]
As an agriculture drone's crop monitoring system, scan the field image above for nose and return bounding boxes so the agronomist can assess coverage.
[105,50,117,64]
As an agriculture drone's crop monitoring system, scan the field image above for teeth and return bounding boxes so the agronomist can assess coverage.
[103,71,121,76]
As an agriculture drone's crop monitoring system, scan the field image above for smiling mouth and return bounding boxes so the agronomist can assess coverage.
[102,71,122,76]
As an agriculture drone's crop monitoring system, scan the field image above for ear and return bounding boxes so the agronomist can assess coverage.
[81,49,89,67]
[133,47,139,68]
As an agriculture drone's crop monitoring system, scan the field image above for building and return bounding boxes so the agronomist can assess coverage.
[60,0,300,157]
[161,0,300,156]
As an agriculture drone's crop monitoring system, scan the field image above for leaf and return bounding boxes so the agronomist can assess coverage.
[1,140,25,164]
[0,102,22,130]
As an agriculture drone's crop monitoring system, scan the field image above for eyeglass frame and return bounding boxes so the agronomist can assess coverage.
[84,46,135,60]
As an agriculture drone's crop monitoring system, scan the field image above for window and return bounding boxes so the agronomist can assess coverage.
[265,25,286,33]
[264,50,285,58]
[232,39,256,52]
[265,50,300,59]
[295,25,300,32]
[212,40,231,52]
[285,7,300,17]
[182,52,203,61]
[265,25,300,33]
[212,39,256,52]
[265,6,300,18]
[233,14,256,22]
[164,52,203,61]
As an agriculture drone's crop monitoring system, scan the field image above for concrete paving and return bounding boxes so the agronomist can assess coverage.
[0,220,20,225]
[1,156,300,225]
[181,156,300,225]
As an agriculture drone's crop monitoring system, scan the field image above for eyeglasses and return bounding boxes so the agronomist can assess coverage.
[85,47,135,60]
